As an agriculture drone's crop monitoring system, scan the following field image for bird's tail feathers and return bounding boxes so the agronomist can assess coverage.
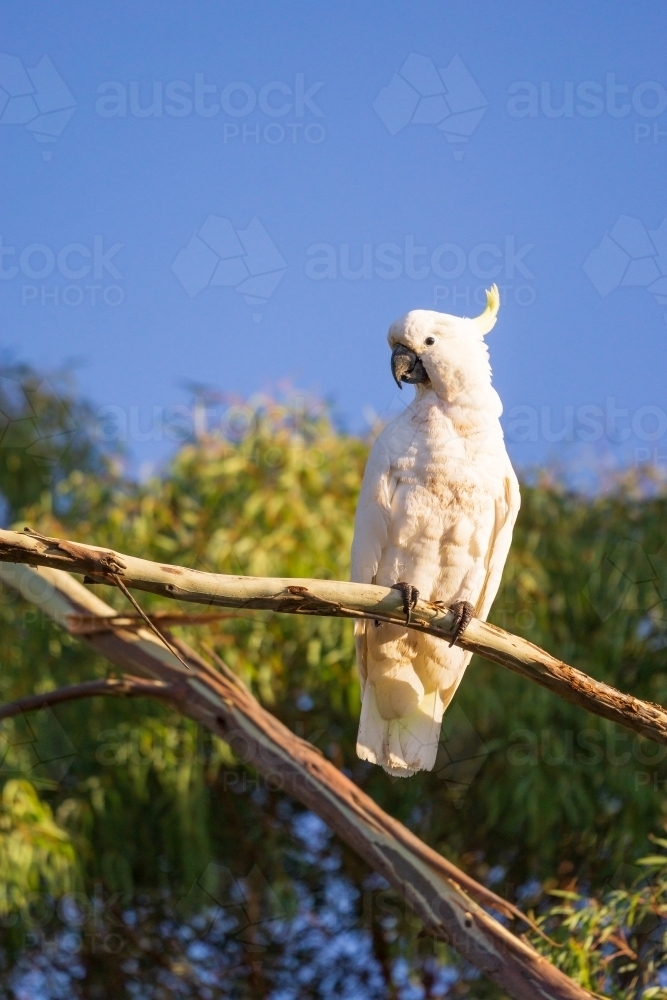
[356,684,444,777]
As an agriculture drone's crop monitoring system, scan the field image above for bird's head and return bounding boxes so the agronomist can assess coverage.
[387,284,500,404]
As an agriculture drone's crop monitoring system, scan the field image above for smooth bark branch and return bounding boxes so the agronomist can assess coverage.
[0,527,666,748]
[0,560,594,1000]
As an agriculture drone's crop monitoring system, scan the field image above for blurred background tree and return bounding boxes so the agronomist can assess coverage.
[1,364,667,998]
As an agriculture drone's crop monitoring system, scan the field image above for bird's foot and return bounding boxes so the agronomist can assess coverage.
[391,581,419,625]
[448,600,475,647]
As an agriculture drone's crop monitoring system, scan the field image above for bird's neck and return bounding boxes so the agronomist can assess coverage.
[414,383,504,440]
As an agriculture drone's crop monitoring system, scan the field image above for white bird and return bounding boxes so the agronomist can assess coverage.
[351,285,520,777]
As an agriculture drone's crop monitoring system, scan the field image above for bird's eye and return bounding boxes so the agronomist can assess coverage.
[424,337,435,346]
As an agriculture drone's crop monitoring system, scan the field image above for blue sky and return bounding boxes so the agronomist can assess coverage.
[2,1,667,479]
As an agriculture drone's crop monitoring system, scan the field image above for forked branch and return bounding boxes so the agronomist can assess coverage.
[0,559,595,1000]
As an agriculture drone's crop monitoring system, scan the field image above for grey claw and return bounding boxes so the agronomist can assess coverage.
[391,581,419,624]
[448,600,475,647]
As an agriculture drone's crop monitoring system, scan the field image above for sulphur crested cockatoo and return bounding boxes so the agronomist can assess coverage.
[351,285,520,776]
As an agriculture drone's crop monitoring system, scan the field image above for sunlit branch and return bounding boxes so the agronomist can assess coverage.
[0,526,665,750]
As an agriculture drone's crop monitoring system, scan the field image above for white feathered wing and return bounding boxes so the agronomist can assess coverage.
[351,430,520,777]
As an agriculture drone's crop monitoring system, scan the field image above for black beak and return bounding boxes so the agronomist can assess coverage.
[391,344,429,389]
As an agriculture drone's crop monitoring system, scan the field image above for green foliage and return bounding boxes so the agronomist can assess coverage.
[1,367,667,994]
[532,840,667,998]
[0,364,105,523]
[0,780,77,918]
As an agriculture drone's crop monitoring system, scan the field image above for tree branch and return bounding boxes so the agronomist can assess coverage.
[0,675,177,721]
[0,527,665,749]
[66,610,246,635]
[0,559,594,1000]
